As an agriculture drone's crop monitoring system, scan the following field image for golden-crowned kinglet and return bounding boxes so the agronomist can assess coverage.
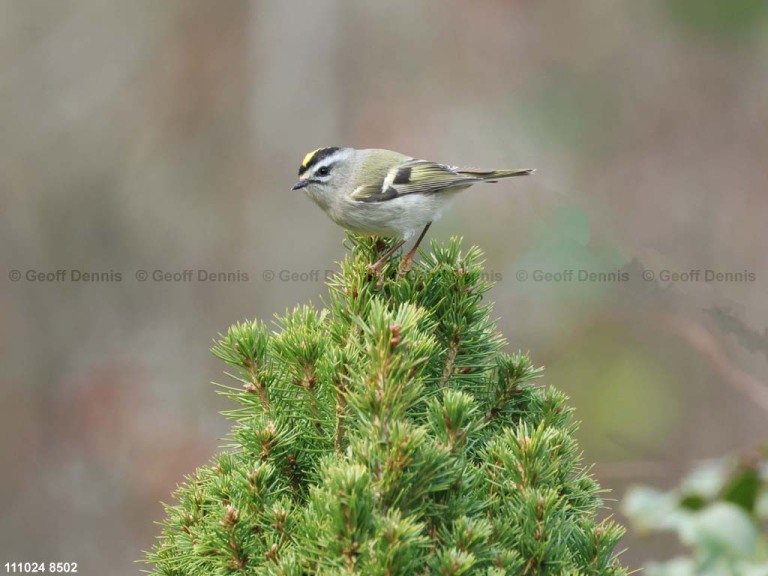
[292,147,533,276]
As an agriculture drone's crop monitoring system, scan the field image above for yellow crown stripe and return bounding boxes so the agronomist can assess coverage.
[302,148,324,168]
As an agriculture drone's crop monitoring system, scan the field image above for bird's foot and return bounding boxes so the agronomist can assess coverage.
[397,256,413,278]
[367,263,385,289]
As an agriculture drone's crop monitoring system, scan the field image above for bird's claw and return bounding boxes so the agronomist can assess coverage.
[367,263,384,289]
[397,257,413,278]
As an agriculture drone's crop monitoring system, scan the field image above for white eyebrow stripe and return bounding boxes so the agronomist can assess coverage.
[310,150,348,174]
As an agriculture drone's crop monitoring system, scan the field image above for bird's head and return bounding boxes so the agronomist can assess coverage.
[291,147,355,202]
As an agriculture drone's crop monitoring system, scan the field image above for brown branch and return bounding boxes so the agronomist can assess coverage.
[335,379,347,453]
[650,313,768,415]
[566,311,768,416]
[244,359,270,413]
[439,335,460,389]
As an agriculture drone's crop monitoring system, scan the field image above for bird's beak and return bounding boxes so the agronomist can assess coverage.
[291,179,309,191]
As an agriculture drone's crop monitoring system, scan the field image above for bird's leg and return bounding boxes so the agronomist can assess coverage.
[398,222,432,277]
[368,238,406,286]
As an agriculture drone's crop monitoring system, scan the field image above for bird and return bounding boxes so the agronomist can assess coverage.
[291,147,533,278]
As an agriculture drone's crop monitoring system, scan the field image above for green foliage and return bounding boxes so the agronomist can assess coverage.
[623,452,768,576]
[666,0,768,40]
[146,236,627,575]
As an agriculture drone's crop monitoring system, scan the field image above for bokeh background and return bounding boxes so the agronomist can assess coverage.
[2,1,767,572]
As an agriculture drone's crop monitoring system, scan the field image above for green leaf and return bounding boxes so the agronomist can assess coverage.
[722,467,761,513]
[622,486,678,532]
[680,503,758,558]
[679,494,707,511]
[666,0,768,40]
[680,460,730,499]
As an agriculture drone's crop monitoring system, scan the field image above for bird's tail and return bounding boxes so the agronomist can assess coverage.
[458,168,535,183]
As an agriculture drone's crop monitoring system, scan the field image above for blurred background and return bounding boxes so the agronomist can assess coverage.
[1,1,767,572]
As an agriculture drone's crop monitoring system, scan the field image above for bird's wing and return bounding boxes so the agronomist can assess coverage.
[350,159,481,203]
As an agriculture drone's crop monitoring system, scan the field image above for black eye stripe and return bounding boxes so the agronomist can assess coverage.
[298,147,341,176]
[317,166,331,176]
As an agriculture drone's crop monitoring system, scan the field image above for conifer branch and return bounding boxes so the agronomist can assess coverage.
[244,357,269,412]
[439,333,460,389]
[145,236,627,575]
[334,378,347,453]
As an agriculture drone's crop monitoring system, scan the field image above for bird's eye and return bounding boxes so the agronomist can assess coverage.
[317,166,331,177]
